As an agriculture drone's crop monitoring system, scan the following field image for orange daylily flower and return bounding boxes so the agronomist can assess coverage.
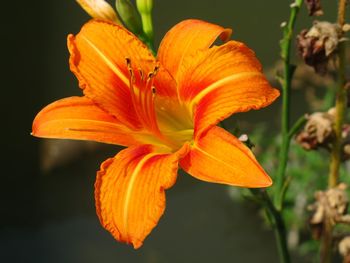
[32,19,280,248]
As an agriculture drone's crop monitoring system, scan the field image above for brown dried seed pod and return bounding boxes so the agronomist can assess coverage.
[304,0,324,17]
[297,21,341,74]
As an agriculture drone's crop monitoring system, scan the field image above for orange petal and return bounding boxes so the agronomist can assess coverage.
[177,41,279,137]
[32,96,141,146]
[157,19,232,80]
[68,19,176,129]
[68,20,138,129]
[95,144,188,248]
[180,126,272,188]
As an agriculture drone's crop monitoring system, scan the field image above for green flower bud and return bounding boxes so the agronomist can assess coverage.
[115,0,143,35]
[136,0,153,40]
[136,0,153,14]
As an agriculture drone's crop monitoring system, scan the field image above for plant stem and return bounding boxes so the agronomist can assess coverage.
[321,1,348,262]
[328,43,347,187]
[252,2,303,262]
[337,0,347,26]
[328,0,348,188]
[251,189,290,263]
[275,116,307,205]
[320,218,333,263]
[274,0,303,211]
[287,115,307,140]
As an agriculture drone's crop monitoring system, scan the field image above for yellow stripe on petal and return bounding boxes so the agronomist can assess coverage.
[68,20,156,130]
[176,41,279,137]
[95,144,189,248]
[81,35,130,86]
[122,152,159,230]
[188,72,264,112]
[68,20,178,132]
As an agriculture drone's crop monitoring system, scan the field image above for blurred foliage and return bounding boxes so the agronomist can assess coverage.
[248,123,350,261]
[227,59,350,261]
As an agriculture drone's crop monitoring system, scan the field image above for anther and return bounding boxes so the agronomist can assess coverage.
[125,57,135,82]
[125,57,131,67]
[152,87,156,94]
[148,72,154,79]
[138,68,144,81]
[153,64,160,75]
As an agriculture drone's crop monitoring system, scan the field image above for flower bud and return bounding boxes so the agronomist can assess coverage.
[115,0,143,35]
[76,0,121,24]
[136,0,153,14]
[136,0,153,40]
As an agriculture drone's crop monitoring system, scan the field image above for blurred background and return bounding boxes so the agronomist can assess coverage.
[1,0,338,262]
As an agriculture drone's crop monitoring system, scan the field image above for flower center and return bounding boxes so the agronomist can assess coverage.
[126,58,193,150]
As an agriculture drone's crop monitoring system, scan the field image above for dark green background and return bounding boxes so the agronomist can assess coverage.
[1,1,337,262]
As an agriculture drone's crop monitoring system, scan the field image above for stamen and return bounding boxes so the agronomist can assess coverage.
[145,77,156,130]
[126,57,135,82]
[153,64,160,75]
[126,58,143,127]
[147,72,154,79]
[125,58,176,148]
[125,57,132,69]
[138,68,144,81]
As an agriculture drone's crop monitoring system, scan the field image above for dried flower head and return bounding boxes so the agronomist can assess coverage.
[295,109,335,150]
[308,183,349,239]
[297,21,341,74]
[342,124,350,161]
[304,0,324,16]
[339,236,350,263]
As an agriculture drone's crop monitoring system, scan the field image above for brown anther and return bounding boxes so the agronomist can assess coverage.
[147,72,154,79]
[138,68,144,81]
[147,64,160,80]
[125,57,131,67]
[152,87,156,94]
[153,63,160,75]
[125,58,135,82]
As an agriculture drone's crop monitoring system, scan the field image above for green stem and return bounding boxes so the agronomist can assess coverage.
[275,116,307,207]
[287,115,307,140]
[274,0,303,211]
[251,3,303,263]
[140,13,154,41]
[251,189,290,263]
